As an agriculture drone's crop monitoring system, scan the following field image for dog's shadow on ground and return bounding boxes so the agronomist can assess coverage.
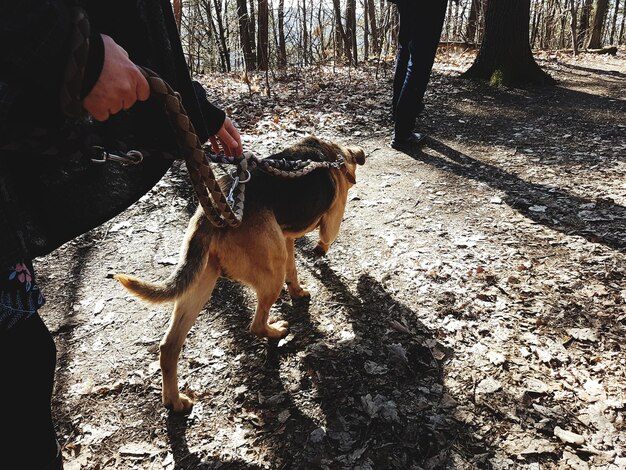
[164,239,485,469]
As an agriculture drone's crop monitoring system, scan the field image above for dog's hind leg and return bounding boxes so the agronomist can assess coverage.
[249,273,289,339]
[285,237,310,299]
[159,260,218,412]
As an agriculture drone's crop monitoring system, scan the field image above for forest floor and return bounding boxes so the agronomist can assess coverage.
[38,48,626,470]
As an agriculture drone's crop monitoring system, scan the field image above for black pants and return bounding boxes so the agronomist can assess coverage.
[0,314,61,469]
[392,1,448,138]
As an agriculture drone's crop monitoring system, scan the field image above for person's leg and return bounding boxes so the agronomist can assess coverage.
[392,41,410,121]
[393,1,448,143]
[0,262,60,469]
[407,0,448,107]
[0,313,60,469]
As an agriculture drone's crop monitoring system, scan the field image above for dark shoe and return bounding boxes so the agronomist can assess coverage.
[391,132,427,151]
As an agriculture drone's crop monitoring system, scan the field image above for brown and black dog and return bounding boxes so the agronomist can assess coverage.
[115,136,365,411]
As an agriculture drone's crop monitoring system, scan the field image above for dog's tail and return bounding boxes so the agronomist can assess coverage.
[114,213,212,303]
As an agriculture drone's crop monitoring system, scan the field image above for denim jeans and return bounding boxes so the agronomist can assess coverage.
[392,1,448,139]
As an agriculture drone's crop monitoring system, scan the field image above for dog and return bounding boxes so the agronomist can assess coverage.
[115,136,365,412]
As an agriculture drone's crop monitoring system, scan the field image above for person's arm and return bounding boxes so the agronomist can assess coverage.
[192,80,242,157]
[0,1,104,96]
[0,2,147,123]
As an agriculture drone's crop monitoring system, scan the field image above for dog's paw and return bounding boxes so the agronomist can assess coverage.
[289,286,311,300]
[313,243,328,256]
[164,392,194,413]
[266,319,289,338]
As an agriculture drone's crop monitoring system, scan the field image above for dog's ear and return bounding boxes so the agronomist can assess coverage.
[347,146,366,165]
[341,166,357,184]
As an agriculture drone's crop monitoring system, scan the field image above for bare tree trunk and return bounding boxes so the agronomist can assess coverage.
[569,0,578,55]
[363,0,369,60]
[213,0,231,72]
[609,0,621,44]
[579,0,594,48]
[173,0,183,31]
[463,0,555,85]
[367,0,378,55]
[301,0,309,65]
[237,0,257,70]
[617,0,626,44]
[257,0,269,70]
[277,0,287,67]
[332,0,348,62]
[345,0,357,64]
[530,0,543,47]
[465,0,480,43]
[587,0,609,48]
[248,0,257,52]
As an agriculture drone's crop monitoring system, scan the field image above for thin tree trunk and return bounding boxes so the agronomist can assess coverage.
[257,0,269,70]
[213,0,231,72]
[249,0,257,52]
[617,0,626,44]
[345,0,357,64]
[277,0,287,67]
[609,0,621,44]
[301,0,308,65]
[587,0,609,48]
[569,0,578,55]
[332,0,348,62]
[237,0,257,70]
[579,0,594,48]
[173,0,183,31]
[363,0,369,60]
[367,0,378,55]
[465,0,478,44]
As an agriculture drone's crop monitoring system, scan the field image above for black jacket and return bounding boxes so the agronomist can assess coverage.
[0,0,225,267]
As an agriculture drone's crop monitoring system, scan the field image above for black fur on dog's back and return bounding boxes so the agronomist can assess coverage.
[245,137,339,233]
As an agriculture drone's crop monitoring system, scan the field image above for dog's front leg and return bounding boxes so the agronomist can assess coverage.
[160,264,218,412]
[314,199,346,255]
[285,238,310,299]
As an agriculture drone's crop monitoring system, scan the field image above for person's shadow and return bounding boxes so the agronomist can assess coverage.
[402,138,626,252]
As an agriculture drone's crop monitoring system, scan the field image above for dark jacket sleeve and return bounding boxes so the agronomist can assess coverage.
[0,1,73,92]
[0,1,104,129]
[192,81,226,136]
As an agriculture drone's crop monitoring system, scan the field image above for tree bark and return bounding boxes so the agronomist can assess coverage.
[301,0,309,65]
[569,0,578,55]
[462,0,555,86]
[332,0,348,62]
[277,0,287,67]
[586,0,609,48]
[212,0,231,72]
[173,0,183,31]
[367,0,378,55]
[609,0,621,44]
[578,0,594,49]
[345,0,357,64]
[236,0,257,70]
[257,0,269,70]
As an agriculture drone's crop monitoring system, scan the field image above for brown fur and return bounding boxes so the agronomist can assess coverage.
[115,137,365,412]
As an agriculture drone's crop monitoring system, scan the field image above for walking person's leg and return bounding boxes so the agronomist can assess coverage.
[392,1,448,150]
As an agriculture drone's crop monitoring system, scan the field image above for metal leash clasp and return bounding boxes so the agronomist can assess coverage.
[90,146,144,165]
[227,168,251,206]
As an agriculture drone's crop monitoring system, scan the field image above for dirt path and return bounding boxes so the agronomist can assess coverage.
[39,50,625,469]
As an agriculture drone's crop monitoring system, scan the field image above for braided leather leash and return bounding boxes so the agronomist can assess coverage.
[60,7,343,228]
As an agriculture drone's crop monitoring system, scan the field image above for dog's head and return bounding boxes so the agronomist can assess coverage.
[337,144,366,185]
[294,136,366,185]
